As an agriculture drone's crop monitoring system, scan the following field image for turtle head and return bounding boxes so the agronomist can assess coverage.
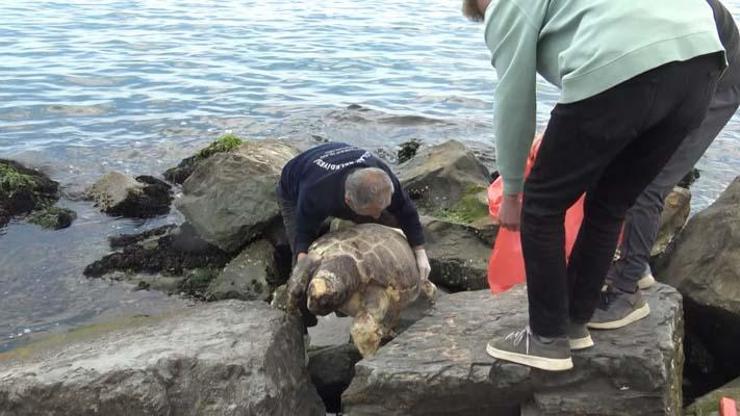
[285,253,321,314]
[307,271,342,316]
[307,255,359,316]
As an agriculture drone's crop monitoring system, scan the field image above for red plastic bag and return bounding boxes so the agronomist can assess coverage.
[487,135,585,294]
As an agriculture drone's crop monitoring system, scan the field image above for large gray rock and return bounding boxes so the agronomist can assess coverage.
[656,176,740,387]
[206,239,279,301]
[652,186,692,257]
[398,140,491,213]
[0,301,324,416]
[342,284,683,416]
[422,215,491,291]
[176,140,298,252]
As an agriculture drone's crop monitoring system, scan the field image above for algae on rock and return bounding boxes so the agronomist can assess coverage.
[0,162,38,198]
[177,267,222,299]
[0,159,65,229]
[163,133,244,184]
[432,185,489,225]
[83,224,231,288]
[397,139,421,164]
[196,133,243,159]
[27,206,77,230]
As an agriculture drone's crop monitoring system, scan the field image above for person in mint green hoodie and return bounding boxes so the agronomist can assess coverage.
[462,0,726,371]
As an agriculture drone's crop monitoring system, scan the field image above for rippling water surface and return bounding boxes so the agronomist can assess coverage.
[1,0,739,350]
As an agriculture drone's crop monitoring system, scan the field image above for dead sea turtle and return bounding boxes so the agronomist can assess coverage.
[285,223,436,357]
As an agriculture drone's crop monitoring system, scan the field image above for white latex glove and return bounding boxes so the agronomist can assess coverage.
[414,247,431,281]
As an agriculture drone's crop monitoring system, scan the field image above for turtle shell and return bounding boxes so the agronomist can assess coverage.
[308,223,420,290]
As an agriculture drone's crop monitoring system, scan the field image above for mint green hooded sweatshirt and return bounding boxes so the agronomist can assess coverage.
[484,0,726,195]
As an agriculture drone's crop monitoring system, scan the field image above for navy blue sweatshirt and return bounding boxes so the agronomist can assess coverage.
[278,142,425,254]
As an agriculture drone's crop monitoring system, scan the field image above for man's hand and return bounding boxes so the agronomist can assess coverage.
[296,252,307,263]
[413,246,431,281]
[499,193,522,231]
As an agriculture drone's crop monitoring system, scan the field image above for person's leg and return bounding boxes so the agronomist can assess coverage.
[276,187,299,265]
[277,187,318,327]
[486,53,721,371]
[608,84,740,293]
[486,59,672,371]
[570,54,722,327]
[521,63,675,339]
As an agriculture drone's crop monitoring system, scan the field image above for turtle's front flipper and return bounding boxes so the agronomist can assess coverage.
[286,254,320,314]
[420,279,438,304]
[350,286,393,357]
[351,312,383,358]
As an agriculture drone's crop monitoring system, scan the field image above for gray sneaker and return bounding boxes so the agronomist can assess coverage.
[588,286,650,330]
[637,269,656,289]
[486,326,573,371]
[567,323,593,350]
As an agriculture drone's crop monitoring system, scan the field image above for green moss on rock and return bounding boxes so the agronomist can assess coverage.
[433,185,489,225]
[27,206,77,230]
[0,159,60,228]
[164,134,245,185]
[397,139,421,163]
[178,267,221,299]
[0,163,37,198]
[196,133,243,159]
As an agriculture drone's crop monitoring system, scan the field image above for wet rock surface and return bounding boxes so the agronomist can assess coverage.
[309,343,363,413]
[421,215,491,291]
[87,172,173,218]
[656,176,740,401]
[396,138,421,164]
[398,140,491,213]
[83,224,231,286]
[206,239,281,302]
[342,284,683,416]
[175,139,298,252]
[26,206,77,230]
[0,300,325,416]
[0,159,61,228]
[653,186,692,257]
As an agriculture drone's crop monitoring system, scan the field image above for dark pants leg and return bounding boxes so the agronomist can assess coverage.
[522,54,722,337]
[277,188,298,265]
[276,187,317,327]
[608,82,740,292]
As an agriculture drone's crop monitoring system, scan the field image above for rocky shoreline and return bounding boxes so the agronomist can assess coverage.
[1,135,738,415]
[0,159,76,230]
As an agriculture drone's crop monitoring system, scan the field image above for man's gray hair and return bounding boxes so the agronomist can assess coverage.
[345,168,394,210]
[462,0,485,22]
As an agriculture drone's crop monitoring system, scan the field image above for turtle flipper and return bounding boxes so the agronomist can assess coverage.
[350,285,394,357]
[420,279,438,304]
[286,254,320,314]
[351,312,383,357]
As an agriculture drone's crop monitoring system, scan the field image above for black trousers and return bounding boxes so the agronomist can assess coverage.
[523,53,723,338]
